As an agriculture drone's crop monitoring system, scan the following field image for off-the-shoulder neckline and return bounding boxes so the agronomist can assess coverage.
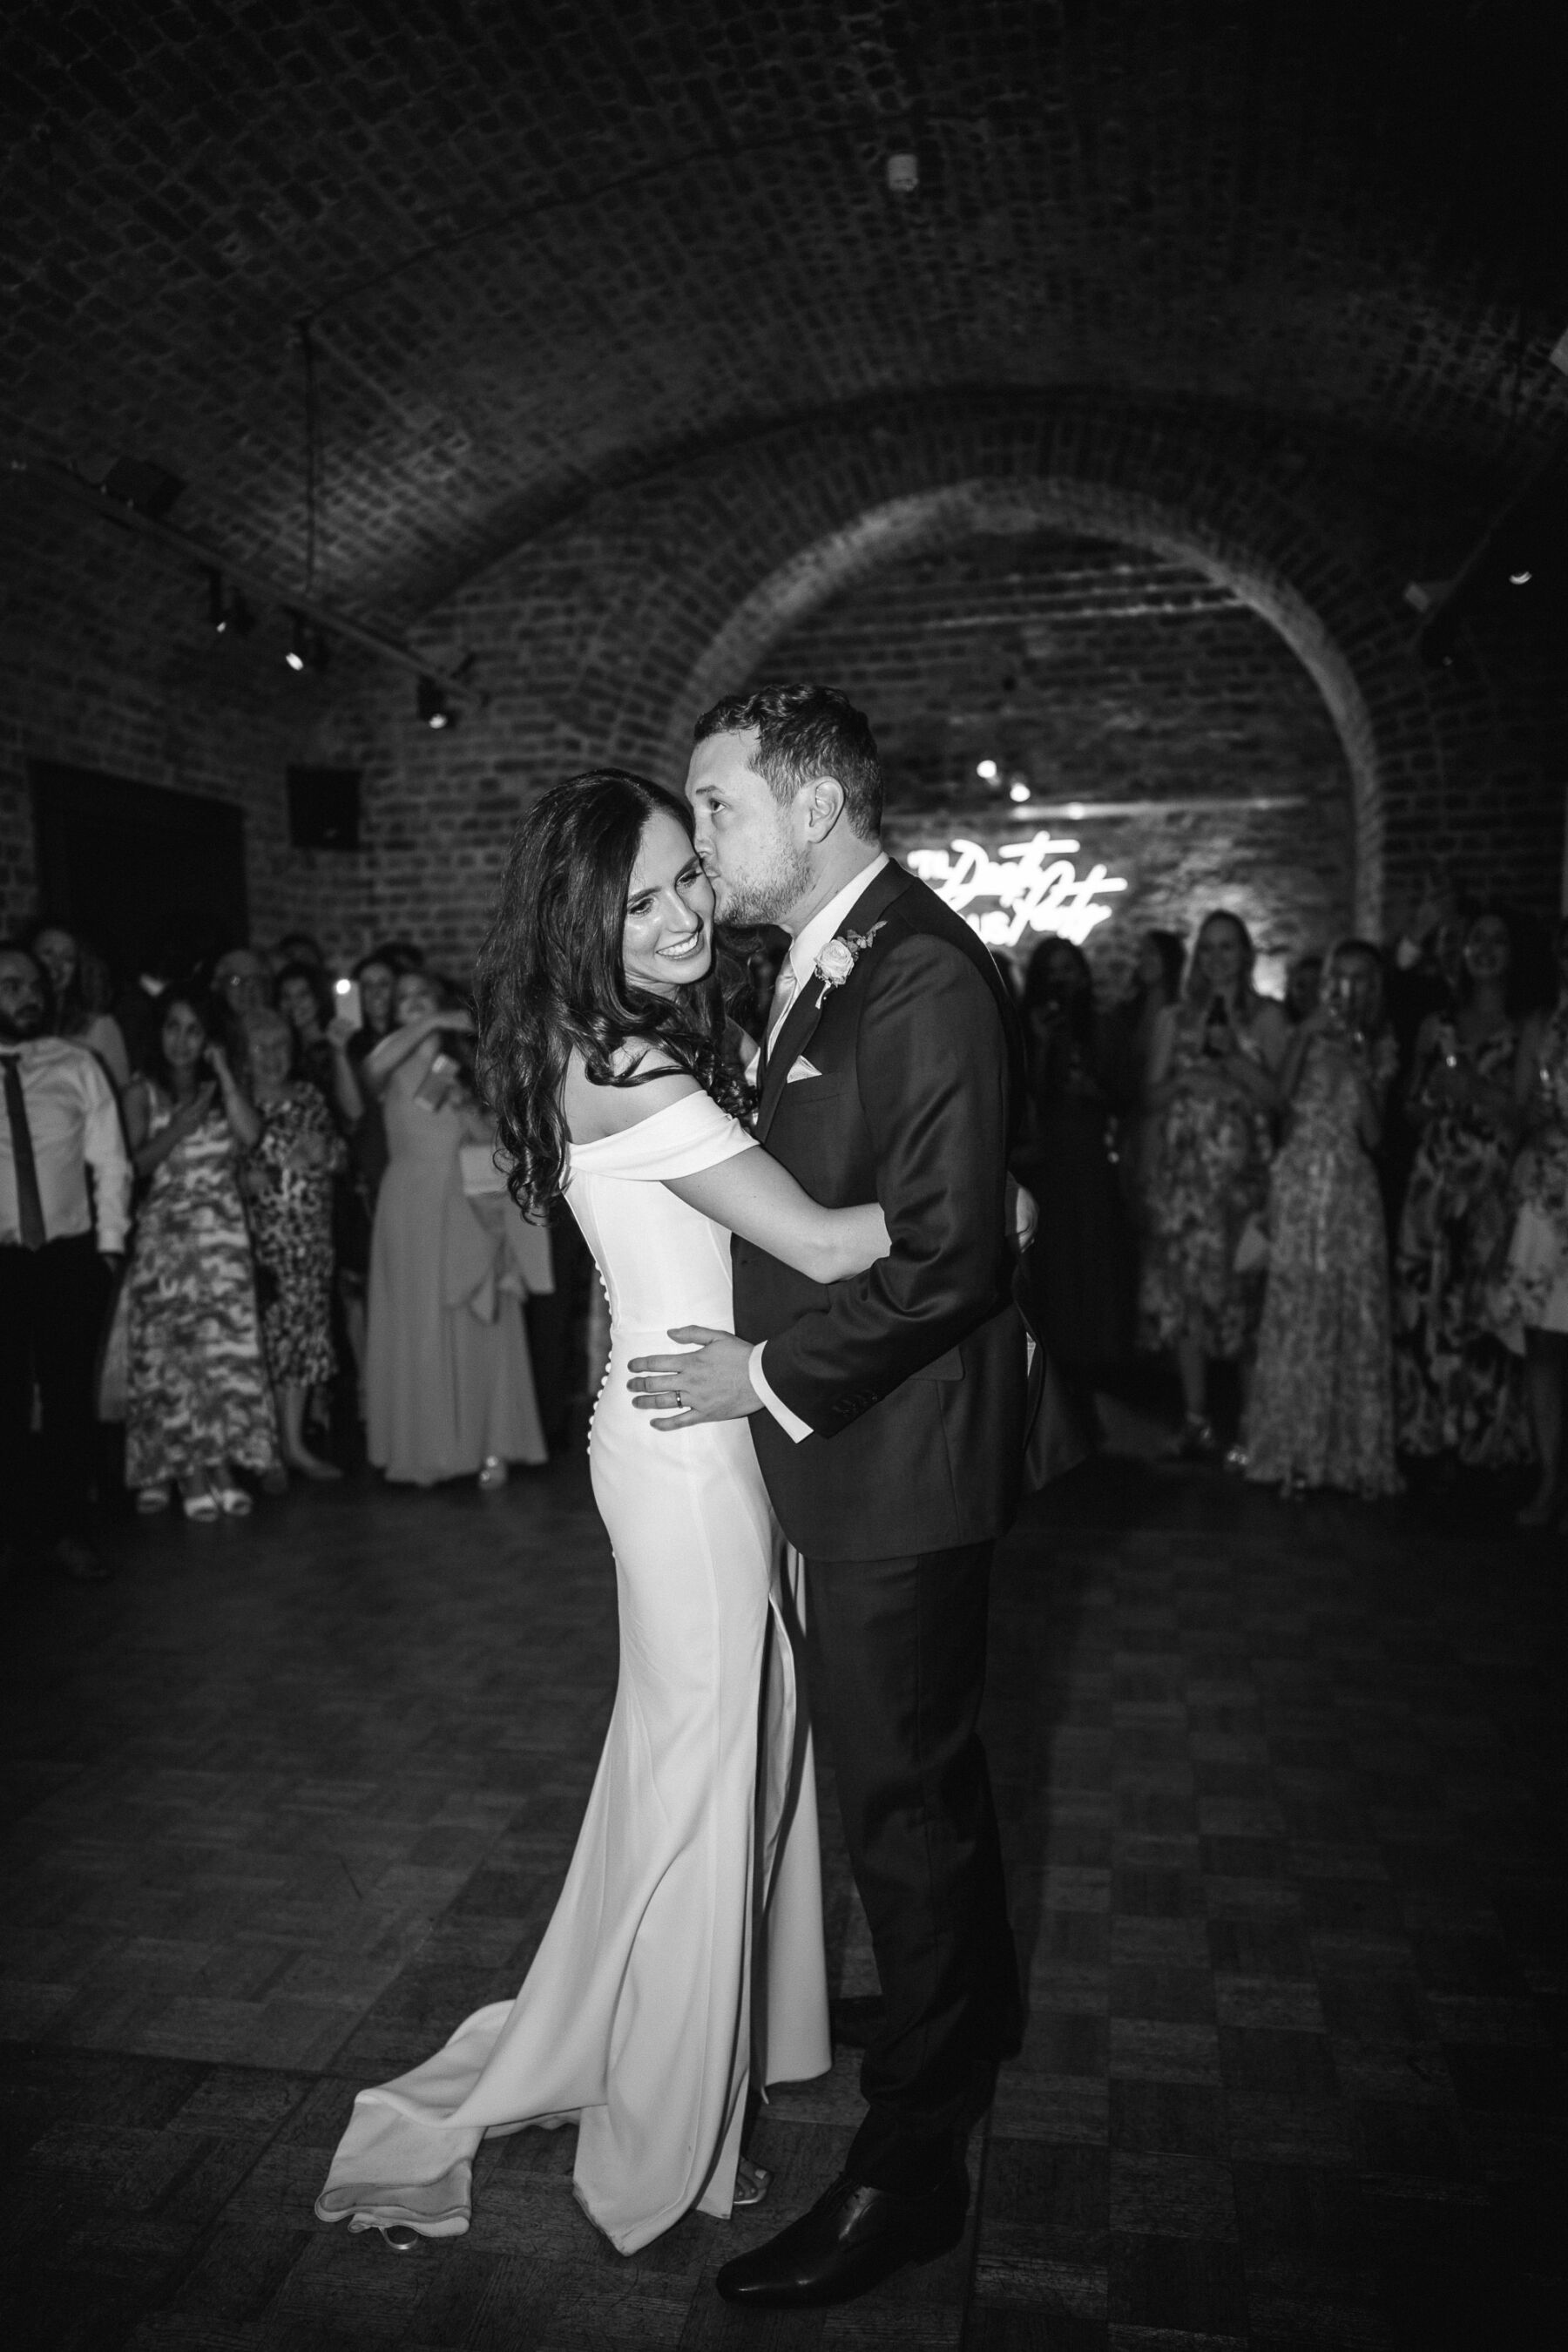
[566,1089,725,1156]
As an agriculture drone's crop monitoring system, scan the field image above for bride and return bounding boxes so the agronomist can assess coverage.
[315,771,890,2254]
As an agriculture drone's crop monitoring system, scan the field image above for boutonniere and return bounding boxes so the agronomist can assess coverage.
[814,922,885,1001]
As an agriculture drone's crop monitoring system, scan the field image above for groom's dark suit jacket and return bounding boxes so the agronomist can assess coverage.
[733,859,1030,1560]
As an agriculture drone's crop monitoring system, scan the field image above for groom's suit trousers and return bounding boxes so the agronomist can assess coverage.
[806,1537,1022,2195]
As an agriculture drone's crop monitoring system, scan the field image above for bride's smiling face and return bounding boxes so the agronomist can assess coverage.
[620,810,716,997]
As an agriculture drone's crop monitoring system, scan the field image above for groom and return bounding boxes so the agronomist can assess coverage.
[627,682,1029,2306]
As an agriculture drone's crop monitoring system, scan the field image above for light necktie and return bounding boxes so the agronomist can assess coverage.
[2,1051,47,1250]
[755,962,800,1093]
[767,961,799,1045]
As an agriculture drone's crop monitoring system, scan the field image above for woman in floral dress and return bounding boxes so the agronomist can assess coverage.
[124,987,280,1517]
[1139,909,1288,1457]
[1393,909,1530,1469]
[240,1007,348,1483]
[1247,942,1401,1497]
[1490,916,1568,1522]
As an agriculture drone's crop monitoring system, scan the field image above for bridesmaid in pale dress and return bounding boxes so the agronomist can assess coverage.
[361,970,545,1486]
[317,771,889,2254]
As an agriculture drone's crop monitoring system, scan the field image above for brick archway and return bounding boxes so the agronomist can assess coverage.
[659,474,1394,935]
[316,395,1484,965]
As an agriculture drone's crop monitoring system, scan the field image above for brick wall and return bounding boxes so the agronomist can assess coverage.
[5,0,1560,639]
[286,395,1565,976]
[3,395,1562,983]
[750,532,1352,993]
[0,470,355,954]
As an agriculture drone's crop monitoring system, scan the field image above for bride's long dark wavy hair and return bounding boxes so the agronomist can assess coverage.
[475,768,748,1211]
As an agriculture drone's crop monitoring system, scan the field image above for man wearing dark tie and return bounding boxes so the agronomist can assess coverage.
[0,943,132,1582]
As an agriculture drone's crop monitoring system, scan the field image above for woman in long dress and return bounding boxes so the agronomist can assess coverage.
[1490,916,1568,1522]
[123,986,280,1517]
[1246,941,1401,1497]
[1393,908,1530,1469]
[317,772,889,2253]
[362,969,546,1486]
[1138,909,1288,1458]
[240,1006,347,1482]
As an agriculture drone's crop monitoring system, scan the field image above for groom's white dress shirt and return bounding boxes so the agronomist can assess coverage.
[746,851,889,1443]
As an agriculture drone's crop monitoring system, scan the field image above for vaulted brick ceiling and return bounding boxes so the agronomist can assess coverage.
[3,0,1562,626]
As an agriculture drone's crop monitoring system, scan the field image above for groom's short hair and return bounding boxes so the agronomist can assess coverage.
[693,683,883,841]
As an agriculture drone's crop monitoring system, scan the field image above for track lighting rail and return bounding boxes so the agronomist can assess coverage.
[5,452,487,713]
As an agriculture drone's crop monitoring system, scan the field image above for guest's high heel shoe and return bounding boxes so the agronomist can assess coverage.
[733,2157,773,2210]
[1167,1414,1219,1463]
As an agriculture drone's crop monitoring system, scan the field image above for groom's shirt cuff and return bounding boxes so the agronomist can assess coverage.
[747,1342,814,1443]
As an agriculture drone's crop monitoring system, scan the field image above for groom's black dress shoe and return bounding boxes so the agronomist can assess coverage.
[713,2166,967,2307]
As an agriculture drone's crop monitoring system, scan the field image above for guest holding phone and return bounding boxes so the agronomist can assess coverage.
[275,959,364,1136]
[362,970,544,1486]
[343,950,407,1206]
[122,987,280,1517]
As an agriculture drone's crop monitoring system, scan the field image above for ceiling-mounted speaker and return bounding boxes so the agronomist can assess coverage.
[287,766,362,850]
[102,457,186,518]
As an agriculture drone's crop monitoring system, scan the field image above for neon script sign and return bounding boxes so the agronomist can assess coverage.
[907,834,1129,948]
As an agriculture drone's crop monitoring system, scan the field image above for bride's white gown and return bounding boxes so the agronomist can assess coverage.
[316,1092,832,2254]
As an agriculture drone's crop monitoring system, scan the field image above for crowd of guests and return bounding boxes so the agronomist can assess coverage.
[9,874,1568,1584]
[1,926,549,1582]
[1013,884,1568,1522]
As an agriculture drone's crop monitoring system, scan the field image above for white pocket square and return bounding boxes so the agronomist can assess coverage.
[786,1056,823,1083]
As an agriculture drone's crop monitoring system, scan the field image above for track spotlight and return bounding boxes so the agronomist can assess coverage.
[205,567,255,638]
[285,612,329,674]
[417,676,456,730]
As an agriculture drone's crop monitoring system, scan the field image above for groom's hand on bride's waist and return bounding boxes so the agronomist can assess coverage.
[626,1328,764,1428]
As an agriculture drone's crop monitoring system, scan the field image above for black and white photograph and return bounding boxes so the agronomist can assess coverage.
[1,4,1565,2347]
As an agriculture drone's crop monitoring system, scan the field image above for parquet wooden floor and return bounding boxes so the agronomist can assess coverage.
[2,1450,1565,2350]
